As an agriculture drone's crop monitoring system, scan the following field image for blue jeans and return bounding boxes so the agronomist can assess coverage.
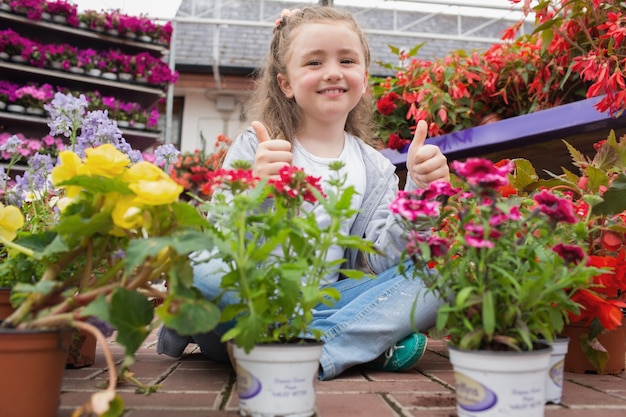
[192,256,442,380]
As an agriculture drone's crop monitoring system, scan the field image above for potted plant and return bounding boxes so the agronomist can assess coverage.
[390,157,602,416]
[510,130,626,375]
[0,92,221,417]
[13,83,54,114]
[192,161,375,417]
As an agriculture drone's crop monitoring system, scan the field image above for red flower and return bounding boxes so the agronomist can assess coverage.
[269,166,324,204]
[569,289,626,330]
[387,133,410,151]
[376,92,398,116]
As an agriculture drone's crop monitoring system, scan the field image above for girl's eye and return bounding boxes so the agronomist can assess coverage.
[307,60,322,66]
[341,59,355,64]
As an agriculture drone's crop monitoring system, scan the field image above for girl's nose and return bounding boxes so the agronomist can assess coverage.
[323,64,343,81]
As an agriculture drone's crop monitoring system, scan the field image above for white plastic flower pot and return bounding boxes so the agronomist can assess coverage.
[448,343,552,417]
[544,337,569,404]
[232,341,323,417]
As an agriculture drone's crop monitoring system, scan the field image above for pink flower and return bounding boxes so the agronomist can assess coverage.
[451,158,514,189]
[533,190,578,224]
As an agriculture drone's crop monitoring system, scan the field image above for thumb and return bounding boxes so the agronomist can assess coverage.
[251,121,271,143]
[408,119,428,153]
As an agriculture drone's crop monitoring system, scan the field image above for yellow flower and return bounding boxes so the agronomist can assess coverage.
[126,161,183,205]
[111,195,144,230]
[125,160,169,182]
[83,144,130,178]
[0,203,25,242]
[51,150,84,198]
[130,179,183,206]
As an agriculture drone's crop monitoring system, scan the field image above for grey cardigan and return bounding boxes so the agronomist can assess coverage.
[222,128,421,276]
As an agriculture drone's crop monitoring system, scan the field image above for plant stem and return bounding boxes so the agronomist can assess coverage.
[0,235,34,257]
[72,320,117,391]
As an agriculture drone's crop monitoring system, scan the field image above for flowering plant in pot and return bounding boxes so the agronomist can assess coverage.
[390,157,602,415]
[510,130,626,374]
[44,0,79,26]
[191,160,375,416]
[0,93,221,416]
[14,83,54,110]
[392,158,600,351]
[196,162,375,352]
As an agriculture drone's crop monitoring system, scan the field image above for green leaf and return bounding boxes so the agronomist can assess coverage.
[101,396,125,417]
[54,210,113,237]
[81,295,111,323]
[592,174,626,215]
[171,202,210,227]
[124,230,209,273]
[510,158,539,191]
[156,296,220,336]
[482,291,495,337]
[57,175,132,195]
[108,288,154,356]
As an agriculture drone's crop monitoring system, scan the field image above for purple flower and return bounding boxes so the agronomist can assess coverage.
[0,135,23,154]
[154,143,180,169]
[75,110,123,156]
[45,92,88,139]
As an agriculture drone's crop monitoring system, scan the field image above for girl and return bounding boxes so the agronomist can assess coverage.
[158,6,450,380]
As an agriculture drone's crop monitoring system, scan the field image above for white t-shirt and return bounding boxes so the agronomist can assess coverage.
[291,133,366,284]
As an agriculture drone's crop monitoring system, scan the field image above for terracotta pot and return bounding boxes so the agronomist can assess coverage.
[0,287,15,320]
[0,327,71,417]
[66,328,97,368]
[560,320,626,375]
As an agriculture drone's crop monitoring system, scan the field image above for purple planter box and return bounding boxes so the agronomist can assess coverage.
[380,95,626,168]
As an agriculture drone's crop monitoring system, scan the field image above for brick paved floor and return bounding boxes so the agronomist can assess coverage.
[58,330,626,417]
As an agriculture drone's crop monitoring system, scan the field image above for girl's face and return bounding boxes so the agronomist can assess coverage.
[277,21,368,128]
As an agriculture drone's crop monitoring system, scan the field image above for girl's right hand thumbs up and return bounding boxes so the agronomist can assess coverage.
[252,121,293,180]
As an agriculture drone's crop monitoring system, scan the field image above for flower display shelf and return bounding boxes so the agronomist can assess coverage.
[0,110,161,152]
[381,96,626,176]
[0,8,171,154]
[0,10,166,57]
[1,61,163,108]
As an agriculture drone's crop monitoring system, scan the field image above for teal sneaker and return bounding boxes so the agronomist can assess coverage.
[367,333,428,372]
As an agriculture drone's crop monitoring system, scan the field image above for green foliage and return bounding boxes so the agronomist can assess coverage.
[198,163,376,353]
